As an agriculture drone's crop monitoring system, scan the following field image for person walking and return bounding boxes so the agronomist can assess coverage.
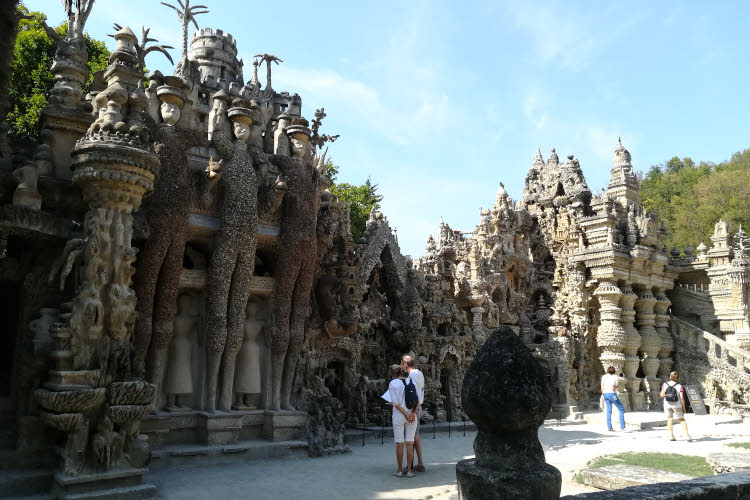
[660,371,692,442]
[402,355,426,472]
[388,364,417,478]
[601,366,626,431]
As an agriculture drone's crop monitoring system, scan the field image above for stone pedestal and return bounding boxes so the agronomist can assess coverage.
[262,410,306,442]
[198,412,245,446]
[456,326,561,500]
[52,467,155,500]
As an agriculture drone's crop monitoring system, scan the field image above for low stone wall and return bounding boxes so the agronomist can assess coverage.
[561,472,750,499]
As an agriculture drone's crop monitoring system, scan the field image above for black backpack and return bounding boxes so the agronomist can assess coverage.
[402,379,419,410]
[664,383,680,403]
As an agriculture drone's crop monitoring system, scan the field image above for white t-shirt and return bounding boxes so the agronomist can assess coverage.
[388,378,408,410]
[601,374,619,394]
[407,369,425,405]
[662,382,684,408]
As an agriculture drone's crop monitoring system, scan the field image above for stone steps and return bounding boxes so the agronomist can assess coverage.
[0,467,54,498]
[149,438,308,468]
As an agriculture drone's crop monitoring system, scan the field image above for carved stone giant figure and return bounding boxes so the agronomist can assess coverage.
[268,118,321,411]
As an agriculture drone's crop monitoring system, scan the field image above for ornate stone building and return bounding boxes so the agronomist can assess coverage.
[0,2,749,497]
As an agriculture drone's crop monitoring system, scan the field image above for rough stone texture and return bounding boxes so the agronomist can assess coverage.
[561,472,750,500]
[706,450,750,474]
[456,326,561,500]
[578,464,691,491]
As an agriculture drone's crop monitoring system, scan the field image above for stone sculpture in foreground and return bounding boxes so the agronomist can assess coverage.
[456,326,561,499]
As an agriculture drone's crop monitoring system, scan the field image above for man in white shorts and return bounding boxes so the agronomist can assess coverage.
[660,371,692,442]
[388,364,417,478]
[402,354,425,472]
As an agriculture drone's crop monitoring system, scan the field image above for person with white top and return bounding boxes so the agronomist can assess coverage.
[601,365,626,431]
[402,354,425,473]
[388,364,417,478]
[660,371,691,442]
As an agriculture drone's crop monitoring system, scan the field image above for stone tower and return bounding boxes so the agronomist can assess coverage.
[189,28,244,88]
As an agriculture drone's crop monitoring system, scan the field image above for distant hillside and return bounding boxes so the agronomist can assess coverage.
[640,148,750,252]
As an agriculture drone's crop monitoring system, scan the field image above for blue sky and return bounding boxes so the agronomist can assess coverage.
[26,0,750,257]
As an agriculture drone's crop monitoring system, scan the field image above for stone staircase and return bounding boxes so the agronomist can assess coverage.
[671,316,750,417]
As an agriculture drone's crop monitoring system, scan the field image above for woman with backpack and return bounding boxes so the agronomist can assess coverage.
[660,371,692,442]
[387,364,418,478]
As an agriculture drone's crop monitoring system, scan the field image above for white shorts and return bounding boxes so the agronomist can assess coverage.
[664,405,684,419]
[392,411,417,443]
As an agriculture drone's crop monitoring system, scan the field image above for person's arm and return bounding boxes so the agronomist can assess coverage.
[600,376,605,394]
[389,382,410,419]
[660,383,666,398]
[680,387,686,412]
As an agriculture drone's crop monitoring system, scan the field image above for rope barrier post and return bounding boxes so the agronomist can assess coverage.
[448,408,451,439]
[362,408,366,447]
[462,408,466,437]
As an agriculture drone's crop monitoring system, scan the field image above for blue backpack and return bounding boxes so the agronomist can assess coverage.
[402,379,419,410]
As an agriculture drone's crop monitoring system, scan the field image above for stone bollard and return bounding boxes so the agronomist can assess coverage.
[456,326,561,500]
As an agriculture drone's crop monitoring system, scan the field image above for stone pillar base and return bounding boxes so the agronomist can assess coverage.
[630,392,647,411]
[52,467,155,500]
[198,412,245,445]
[262,410,306,441]
[456,458,561,500]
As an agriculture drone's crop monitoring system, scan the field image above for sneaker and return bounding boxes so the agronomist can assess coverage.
[669,436,676,441]
[393,471,404,477]
[406,472,416,478]
[686,436,692,442]
[608,428,615,432]
[414,464,426,472]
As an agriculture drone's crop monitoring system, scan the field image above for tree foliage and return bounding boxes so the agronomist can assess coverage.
[640,149,750,251]
[330,178,382,242]
[7,5,109,143]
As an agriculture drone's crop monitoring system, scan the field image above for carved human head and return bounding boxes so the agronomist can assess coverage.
[246,298,265,318]
[286,118,311,159]
[160,102,181,126]
[156,82,186,126]
[228,104,254,143]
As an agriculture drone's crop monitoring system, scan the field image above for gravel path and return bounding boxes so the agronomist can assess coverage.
[148,413,750,500]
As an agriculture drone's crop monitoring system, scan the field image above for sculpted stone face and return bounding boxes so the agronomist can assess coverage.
[233,121,250,143]
[160,102,181,126]
[290,137,308,159]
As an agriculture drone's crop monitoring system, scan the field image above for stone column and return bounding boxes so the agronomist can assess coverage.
[654,290,674,380]
[620,285,644,410]
[635,288,662,410]
[593,282,627,396]
[35,27,159,497]
[456,326,561,500]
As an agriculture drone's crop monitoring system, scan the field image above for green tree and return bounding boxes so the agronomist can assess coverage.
[330,178,382,242]
[640,149,750,251]
[7,5,109,143]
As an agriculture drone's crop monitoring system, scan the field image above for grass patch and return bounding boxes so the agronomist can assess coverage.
[586,452,713,477]
[727,442,750,450]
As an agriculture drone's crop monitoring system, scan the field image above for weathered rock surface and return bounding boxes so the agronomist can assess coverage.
[561,472,750,499]
[578,464,691,491]
[706,450,750,474]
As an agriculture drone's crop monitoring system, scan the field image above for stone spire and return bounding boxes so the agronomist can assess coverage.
[607,137,639,209]
[547,147,559,166]
[533,147,544,167]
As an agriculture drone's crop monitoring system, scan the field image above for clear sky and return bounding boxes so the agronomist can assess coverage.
[25,0,750,257]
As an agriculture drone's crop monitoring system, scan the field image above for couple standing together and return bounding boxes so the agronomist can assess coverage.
[387,355,426,478]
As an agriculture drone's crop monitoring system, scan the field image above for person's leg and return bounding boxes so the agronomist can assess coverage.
[667,416,674,439]
[395,442,404,473]
[614,396,626,429]
[604,394,614,430]
[406,442,414,475]
[679,417,691,440]
[414,433,424,468]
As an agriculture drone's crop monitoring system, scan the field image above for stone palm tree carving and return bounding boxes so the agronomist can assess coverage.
[161,0,208,72]
[40,0,96,43]
[111,24,174,85]
[254,53,283,92]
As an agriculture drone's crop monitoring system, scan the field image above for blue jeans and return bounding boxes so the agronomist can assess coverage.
[603,393,625,430]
